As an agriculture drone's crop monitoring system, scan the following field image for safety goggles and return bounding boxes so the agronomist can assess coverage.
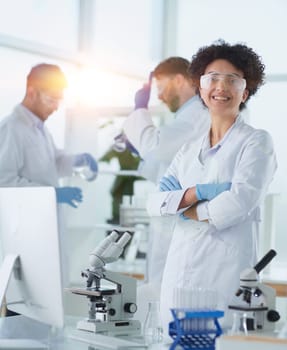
[200,73,246,92]
[38,90,64,106]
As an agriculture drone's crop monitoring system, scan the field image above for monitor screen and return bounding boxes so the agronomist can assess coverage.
[0,187,64,328]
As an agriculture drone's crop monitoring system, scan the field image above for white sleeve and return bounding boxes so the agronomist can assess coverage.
[45,131,74,177]
[196,202,209,221]
[207,130,277,230]
[0,123,42,186]
[123,97,210,163]
[155,104,210,162]
[146,145,187,216]
[55,149,74,177]
[147,189,186,216]
[122,109,158,157]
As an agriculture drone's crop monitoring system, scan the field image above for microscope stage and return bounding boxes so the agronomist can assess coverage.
[68,287,116,297]
[228,305,268,311]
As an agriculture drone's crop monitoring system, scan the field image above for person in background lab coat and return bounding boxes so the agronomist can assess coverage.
[0,63,98,207]
[123,57,210,184]
[123,58,210,292]
[0,64,98,315]
[147,40,277,335]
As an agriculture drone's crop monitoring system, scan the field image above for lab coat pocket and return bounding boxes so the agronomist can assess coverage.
[189,232,239,281]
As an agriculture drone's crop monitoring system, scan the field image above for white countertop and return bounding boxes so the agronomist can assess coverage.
[0,315,171,350]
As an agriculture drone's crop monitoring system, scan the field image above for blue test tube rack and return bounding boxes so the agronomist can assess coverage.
[169,309,224,350]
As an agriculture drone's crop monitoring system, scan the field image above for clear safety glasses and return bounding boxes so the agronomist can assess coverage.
[38,91,64,106]
[200,73,246,92]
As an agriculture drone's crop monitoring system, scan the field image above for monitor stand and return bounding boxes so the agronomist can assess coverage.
[0,254,19,309]
[0,255,48,349]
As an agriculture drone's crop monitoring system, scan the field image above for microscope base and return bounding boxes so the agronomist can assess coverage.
[77,318,141,335]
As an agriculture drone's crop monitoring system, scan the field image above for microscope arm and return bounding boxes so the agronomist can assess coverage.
[101,270,138,313]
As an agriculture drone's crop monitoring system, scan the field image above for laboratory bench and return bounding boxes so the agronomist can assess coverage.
[2,265,286,349]
[1,315,287,350]
[216,334,287,350]
[0,315,170,350]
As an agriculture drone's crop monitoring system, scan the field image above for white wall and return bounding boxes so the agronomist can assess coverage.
[176,0,287,74]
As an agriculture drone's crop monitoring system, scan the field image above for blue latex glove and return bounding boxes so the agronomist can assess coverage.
[74,153,98,173]
[134,72,153,110]
[195,182,231,201]
[159,175,182,192]
[55,187,83,208]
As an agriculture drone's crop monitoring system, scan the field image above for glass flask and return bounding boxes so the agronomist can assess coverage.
[143,301,163,344]
[113,133,127,153]
[229,312,248,336]
[73,158,98,182]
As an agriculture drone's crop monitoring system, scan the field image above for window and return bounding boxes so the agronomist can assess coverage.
[0,0,79,51]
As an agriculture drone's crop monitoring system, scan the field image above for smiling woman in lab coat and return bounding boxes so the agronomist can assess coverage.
[147,40,277,334]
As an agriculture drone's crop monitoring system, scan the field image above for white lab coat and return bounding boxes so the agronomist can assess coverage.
[0,104,74,187]
[0,104,76,287]
[147,116,277,334]
[123,95,210,183]
[123,96,210,285]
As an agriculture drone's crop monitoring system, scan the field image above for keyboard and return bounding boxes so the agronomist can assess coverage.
[69,330,148,349]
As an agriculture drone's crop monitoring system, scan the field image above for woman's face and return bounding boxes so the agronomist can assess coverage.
[199,59,249,117]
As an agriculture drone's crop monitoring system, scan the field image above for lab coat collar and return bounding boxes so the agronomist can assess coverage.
[199,113,244,163]
[17,104,45,131]
[176,95,204,116]
[203,113,244,151]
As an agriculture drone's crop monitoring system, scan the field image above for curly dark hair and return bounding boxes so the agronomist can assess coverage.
[188,40,265,107]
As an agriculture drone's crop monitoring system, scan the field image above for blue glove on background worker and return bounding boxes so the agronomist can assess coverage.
[196,182,231,201]
[113,72,153,155]
[74,153,98,173]
[55,187,83,208]
[159,175,182,191]
[134,72,153,110]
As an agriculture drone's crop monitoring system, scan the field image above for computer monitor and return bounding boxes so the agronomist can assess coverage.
[0,187,64,328]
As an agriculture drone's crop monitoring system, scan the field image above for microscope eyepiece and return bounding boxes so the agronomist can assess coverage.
[254,249,277,274]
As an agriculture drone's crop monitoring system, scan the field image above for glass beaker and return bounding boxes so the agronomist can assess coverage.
[113,133,127,152]
[229,312,248,336]
[73,157,98,182]
[143,301,163,344]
